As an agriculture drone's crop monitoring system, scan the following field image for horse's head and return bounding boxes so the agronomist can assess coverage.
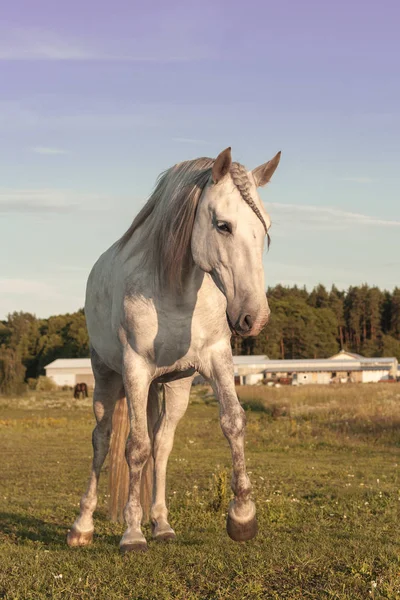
[191,147,280,337]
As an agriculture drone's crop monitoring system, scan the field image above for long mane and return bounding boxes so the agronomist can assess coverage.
[117,157,214,290]
[117,157,264,290]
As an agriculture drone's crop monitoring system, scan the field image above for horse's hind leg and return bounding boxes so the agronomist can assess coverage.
[151,377,192,541]
[67,350,123,547]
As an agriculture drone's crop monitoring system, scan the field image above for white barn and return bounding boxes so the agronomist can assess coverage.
[233,350,398,386]
[45,358,95,388]
[45,350,398,388]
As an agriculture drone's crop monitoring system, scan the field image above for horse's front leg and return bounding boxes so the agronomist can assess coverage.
[120,349,152,553]
[205,346,257,542]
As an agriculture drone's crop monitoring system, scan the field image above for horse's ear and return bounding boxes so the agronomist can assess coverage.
[252,151,281,187]
[212,147,232,184]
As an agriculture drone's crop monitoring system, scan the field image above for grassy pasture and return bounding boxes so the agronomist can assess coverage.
[1,384,400,599]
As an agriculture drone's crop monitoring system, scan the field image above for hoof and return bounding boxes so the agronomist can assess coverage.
[226,514,258,542]
[151,520,176,542]
[120,541,148,553]
[154,530,176,542]
[67,527,93,547]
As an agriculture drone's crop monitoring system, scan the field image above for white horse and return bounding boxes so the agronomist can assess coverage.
[67,147,281,552]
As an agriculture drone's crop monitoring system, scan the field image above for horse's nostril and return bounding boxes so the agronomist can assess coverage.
[243,314,253,331]
[234,313,255,334]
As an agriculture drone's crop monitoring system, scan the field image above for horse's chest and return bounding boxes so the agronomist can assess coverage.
[153,305,223,369]
[153,315,201,367]
[124,276,228,370]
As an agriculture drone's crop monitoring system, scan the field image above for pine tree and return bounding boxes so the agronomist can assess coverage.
[390,288,400,338]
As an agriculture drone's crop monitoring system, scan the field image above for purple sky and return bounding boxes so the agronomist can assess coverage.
[1,0,399,317]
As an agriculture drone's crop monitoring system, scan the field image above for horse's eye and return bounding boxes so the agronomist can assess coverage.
[216,221,232,234]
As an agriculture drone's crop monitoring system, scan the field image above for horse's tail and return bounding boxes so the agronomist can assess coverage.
[108,383,163,523]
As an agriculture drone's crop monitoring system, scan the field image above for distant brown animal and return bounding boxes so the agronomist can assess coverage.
[74,382,88,399]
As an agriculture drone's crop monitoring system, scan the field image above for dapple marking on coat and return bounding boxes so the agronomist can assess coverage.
[67,147,281,552]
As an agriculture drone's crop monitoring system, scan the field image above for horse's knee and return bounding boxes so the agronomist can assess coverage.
[220,406,246,440]
[125,432,151,468]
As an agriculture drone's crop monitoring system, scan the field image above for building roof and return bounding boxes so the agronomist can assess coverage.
[46,356,273,369]
[329,350,364,360]
[45,358,92,369]
[260,363,387,374]
[235,359,395,374]
[233,355,270,365]
[234,356,395,367]
[360,357,398,365]
[45,355,397,373]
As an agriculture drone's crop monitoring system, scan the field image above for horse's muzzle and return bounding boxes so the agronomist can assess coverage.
[227,309,270,337]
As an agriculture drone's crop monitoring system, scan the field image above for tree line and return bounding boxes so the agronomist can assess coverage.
[233,284,400,359]
[1,284,400,393]
[0,309,89,394]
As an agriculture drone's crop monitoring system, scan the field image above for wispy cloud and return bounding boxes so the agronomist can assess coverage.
[0,28,93,61]
[0,188,108,214]
[0,27,206,62]
[0,278,59,298]
[0,278,85,319]
[172,137,211,145]
[31,146,67,155]
[265,260,396,292]
[0,102,158,132]
[59,265,91,273]
[267,202,400,229]
[340,177,377,184]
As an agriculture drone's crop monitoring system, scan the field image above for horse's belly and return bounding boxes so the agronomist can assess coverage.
[155,368,196,384]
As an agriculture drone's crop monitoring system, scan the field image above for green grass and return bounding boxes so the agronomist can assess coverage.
[1,384,400,599]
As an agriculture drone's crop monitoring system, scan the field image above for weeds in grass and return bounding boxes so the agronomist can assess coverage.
[1,385,400,599]
[208,468,229,512]
[238,384,400,446]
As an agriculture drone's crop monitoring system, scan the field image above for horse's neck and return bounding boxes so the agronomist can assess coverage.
[154,264,206,310]
[118,221,205,303]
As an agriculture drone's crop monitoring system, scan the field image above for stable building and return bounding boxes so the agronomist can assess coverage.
[45,358,95,388]
[233,350,398,386]
[45,350,398,388]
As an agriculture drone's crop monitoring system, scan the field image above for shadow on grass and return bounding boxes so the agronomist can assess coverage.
[1,512,127,551]
[240,398,290,418]
[0,512,69,547]
[0,511,209,551]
